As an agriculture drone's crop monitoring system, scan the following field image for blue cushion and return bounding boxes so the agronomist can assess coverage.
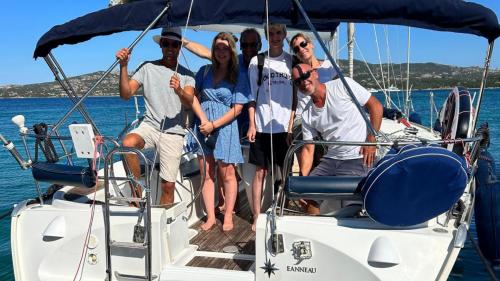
[32,162,96,188]
[360,145,468,226]
[285,176,363,200]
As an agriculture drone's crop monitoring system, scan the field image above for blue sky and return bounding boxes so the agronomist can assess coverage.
[1,0,500,86]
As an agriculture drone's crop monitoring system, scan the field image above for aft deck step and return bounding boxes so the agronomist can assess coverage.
[186,256,254,271]
[114,272,157,281]
[110,241,147,250]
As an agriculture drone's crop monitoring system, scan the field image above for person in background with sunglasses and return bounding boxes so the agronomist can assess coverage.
[289,33,337,139]
[116,27,195,206]
[247,23,295,231]
[292,63,382,214]
[188,32,251,231]
[289,34,338,203]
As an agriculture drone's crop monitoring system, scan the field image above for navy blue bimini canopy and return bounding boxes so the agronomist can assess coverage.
[34,0,500,58]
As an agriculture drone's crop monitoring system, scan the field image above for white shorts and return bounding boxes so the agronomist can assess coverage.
[129,122,184,182]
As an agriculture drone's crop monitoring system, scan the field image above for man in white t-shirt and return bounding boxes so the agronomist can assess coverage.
[247,23,295,231]
[293,63,382,209]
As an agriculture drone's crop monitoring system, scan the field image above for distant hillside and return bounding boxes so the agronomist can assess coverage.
[1,62,499,98]
[0,72,121,98]
[337,59,500,90]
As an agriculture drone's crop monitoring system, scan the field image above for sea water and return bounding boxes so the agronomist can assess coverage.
[0,90,499,280]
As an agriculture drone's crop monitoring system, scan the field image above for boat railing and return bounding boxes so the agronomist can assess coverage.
[104,147,154,281]
[277,136,483,219]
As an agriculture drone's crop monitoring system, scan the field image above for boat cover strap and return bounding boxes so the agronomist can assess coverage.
[285,176,363,200]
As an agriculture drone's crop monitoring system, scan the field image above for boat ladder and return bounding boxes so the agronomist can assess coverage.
[103,147,156,281]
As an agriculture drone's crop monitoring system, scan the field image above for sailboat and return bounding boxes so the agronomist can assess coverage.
[3,0,500,280]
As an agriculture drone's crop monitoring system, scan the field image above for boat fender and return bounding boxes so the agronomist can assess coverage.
[32,162,96,188]
[474,149,500,264]
[438,87,472,156]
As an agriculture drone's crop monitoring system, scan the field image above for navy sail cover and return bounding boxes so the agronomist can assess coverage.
[34,0,500,58]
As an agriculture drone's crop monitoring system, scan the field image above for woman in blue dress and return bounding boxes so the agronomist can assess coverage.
[190,32,251,231]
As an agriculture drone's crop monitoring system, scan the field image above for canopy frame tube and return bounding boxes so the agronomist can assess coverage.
[44,53,102,137]
[49,1,172,136]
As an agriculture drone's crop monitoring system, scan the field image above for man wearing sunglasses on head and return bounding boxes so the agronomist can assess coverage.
[292,63,382,214]
[116,27,195,206]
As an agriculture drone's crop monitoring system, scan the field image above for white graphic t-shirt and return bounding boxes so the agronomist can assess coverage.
[248,51,293,133]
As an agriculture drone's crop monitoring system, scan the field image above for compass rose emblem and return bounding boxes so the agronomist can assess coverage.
[260,258,279,278]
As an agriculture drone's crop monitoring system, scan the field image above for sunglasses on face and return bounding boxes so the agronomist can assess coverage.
[160,40,181,49]
[241,42,259,49]
[292,40,309,54]
[293,69,312,86]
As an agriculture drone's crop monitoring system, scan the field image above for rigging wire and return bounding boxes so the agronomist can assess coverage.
[354,39,405,114]
[147,0,196,206]
[174,0,195,74]
[72,136,103,281]
[373,25,388,103]
[264,0,275,203]
[384,25,403,109]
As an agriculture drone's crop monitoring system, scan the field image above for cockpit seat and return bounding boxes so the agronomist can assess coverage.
[284,145,468,227]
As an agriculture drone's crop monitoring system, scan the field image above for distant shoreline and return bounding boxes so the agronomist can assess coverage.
[2,87,500,99]
[0,95,120,99]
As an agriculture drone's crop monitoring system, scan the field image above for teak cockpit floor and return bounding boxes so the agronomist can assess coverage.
[188,197,255,271]
[189,201,255,255]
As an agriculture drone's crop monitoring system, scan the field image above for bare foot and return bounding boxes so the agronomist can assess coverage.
[251,221,257,232]
[223,213,234,231]
[200,220,216,231]
[222,221,234,232]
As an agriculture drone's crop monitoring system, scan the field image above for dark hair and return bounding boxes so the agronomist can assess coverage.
[240,28,262,50]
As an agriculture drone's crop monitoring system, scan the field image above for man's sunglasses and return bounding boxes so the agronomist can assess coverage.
[161,40,181,49]
[292,40,308,54]
[241,42,259,49]
[293,69,312,86]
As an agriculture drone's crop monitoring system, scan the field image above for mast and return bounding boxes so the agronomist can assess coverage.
[347,23,355,78]
[404,27,411,117]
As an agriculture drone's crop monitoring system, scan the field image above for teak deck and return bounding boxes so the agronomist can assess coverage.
[188,193,256,270]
